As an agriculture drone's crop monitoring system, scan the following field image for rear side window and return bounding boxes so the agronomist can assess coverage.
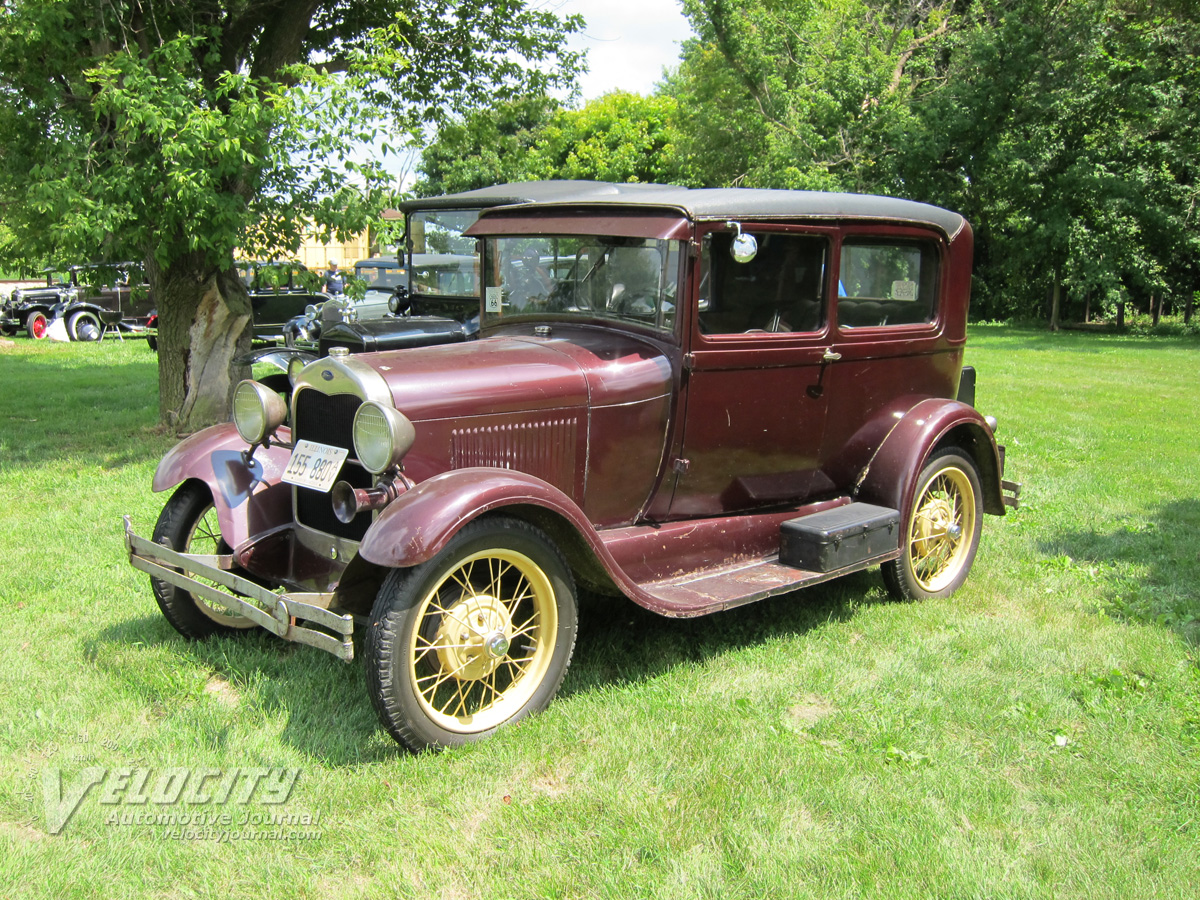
[838,241,938,328]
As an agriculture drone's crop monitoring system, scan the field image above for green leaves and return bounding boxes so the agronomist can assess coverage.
[0,1,582,273]
[670,0,1200,322]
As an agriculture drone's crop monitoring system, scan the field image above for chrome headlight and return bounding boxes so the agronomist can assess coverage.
[232,379,288,445]
[287,355,308,385]
[352,401,416,474]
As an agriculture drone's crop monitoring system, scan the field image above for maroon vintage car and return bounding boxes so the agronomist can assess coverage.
[125,185,1020,751]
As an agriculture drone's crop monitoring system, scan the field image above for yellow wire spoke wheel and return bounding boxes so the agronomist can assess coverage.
[883,449,982,600]
[907,466,977,593]
[411,548,558,733]
[366,518,578,752]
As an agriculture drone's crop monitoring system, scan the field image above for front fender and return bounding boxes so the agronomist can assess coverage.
[152,422,294,551]
[359,467,600,570]
[855,398,1004,524]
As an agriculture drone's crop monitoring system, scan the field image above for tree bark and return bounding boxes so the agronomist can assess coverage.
[149,257,253,434]
[1049,276,1061,332]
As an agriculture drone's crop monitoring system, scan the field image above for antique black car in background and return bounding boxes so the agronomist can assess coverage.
[1,263,155,340]
[238,260,330,343]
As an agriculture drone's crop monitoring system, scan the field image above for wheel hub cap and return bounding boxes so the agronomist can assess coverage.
[434,595,514,681]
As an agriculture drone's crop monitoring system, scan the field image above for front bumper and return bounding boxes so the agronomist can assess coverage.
[123,517,356,661]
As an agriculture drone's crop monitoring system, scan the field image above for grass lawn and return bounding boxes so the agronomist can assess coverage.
[0,327,1197,898]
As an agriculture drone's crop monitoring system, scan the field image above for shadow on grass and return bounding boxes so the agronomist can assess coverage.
[87,612,389,764]
[1044,498,1200,646]
[89,569,887,762]
[565,568,883,696]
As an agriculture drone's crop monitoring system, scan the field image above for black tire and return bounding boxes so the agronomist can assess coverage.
[365,517,578,751]
[26,311,48,340]
[68,310,101,342]
[146,334,157,352]
[150,482,258,638]
[882,448,983,600]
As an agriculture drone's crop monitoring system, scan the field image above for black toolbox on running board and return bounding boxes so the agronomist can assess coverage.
[780,503,901,573]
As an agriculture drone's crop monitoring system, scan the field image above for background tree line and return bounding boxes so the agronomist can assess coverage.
[416,0,1200,326]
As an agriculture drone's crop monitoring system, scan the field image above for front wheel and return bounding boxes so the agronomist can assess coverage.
[150,482,258,638]
[882,448,982,600]
[26,311,48,340]
[365,517,578,751]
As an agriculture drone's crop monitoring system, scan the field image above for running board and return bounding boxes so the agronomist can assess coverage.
[639,550,899,615]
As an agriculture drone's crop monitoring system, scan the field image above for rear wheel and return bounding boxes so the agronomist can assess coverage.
[150,482,257,638]
[68,310,101,342]
[882,448,982,600]
[26,311,48,340]
[365,517,578,751]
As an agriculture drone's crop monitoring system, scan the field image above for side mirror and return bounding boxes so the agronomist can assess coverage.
[727,221,758,263]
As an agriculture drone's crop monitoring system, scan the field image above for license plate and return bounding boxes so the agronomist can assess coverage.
[282,440,349,493]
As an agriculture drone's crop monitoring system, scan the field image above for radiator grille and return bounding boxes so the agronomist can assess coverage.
[293,388,371,540]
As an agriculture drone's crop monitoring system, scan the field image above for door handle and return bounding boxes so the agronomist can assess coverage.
[822,348,842,363]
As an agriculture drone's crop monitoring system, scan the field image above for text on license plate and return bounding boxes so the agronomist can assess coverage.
[282,440,349,492]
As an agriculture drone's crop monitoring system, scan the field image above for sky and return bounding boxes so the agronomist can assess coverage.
[553,0,694,99]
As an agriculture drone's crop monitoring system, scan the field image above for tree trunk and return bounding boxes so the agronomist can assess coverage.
[149,256,253,434]
[1151,294,1161,326]
[1049,276,1061,332]
[1186,292,1194,325]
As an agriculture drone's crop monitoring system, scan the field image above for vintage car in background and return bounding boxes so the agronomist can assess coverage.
[125,184,1020,752]
[316,253,481,355]
[1,263,155,340]
[238,260,330,343]
[284,256,408,349]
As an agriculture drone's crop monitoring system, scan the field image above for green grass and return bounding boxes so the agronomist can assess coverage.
[1,328,1198,898]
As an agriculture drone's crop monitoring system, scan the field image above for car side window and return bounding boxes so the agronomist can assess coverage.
[837,241,938,328]
[698,232,827,335]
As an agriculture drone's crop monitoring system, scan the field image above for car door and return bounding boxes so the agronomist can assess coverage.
[664,225,839,519]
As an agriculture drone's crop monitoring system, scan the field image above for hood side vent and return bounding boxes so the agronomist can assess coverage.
[451,417,580,492]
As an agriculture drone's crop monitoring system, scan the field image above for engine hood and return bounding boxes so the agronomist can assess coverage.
[360,326,675,423]
[366,335,589,423]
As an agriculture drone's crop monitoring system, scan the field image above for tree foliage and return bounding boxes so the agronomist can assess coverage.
[673,0,1200,321]
[0,1,581,428]
[415,91,692,195]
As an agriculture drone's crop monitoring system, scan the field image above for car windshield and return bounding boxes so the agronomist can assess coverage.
[408,209,482,298]
[482,236,681,333]
[356,263,406,290]
[411,255,477,297]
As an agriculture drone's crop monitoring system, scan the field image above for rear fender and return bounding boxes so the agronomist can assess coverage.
[359,467,604,571]
[854,398,1005,524]
[152,422,294,550]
